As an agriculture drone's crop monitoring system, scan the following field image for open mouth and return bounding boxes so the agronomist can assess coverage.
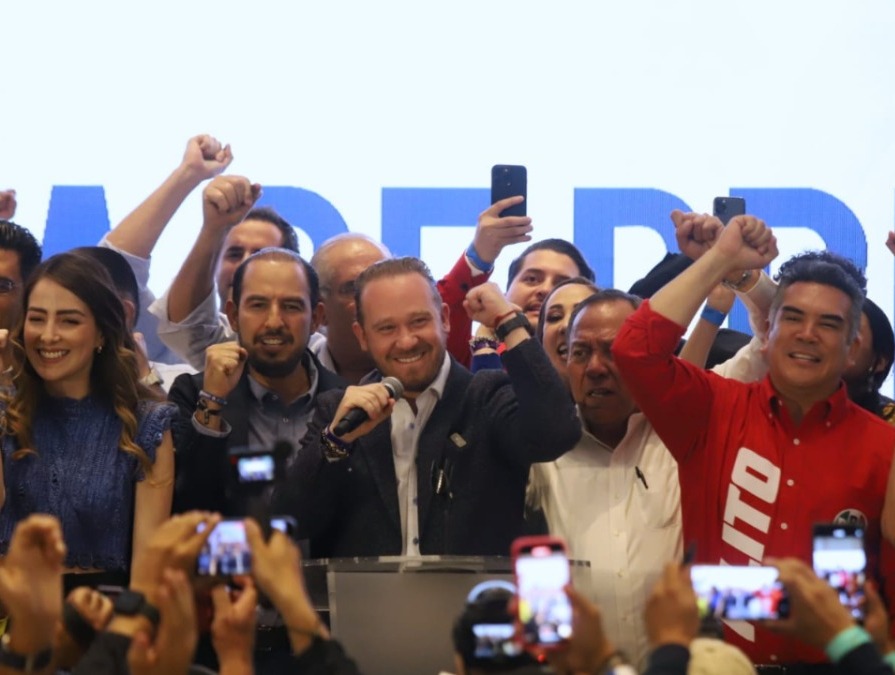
[37,349,68,361]
[586,387,614,398]
[394,353,424,364]
[556,343,568,358]
[789,351,821,364]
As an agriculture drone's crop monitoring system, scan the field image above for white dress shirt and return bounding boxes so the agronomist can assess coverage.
[529,413,681,667]
[390,352,452,556]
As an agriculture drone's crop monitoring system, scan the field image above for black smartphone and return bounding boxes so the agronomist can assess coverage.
[197,519,252,576]
[813,524,867,621]
[712,196,746,225]
[512,535,573,649]
[691,565,789,620]
[491,165,527,217]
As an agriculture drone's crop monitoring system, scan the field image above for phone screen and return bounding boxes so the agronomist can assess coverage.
[813,525,866,620]
[471,623,524,660]
[691,565,788,620]
[197,519,252,576]
[236,454,275,483]
[515,543,573,646]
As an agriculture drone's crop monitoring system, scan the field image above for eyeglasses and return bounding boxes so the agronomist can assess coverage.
[0,278,18,295]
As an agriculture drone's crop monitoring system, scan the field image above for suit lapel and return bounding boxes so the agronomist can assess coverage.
[358,418,402,535]
[416,362,472,530]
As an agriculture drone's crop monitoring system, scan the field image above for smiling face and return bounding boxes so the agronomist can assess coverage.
[24,278,103,399]
[353,272,450,398]
[505,250,581,332]
[764,281,860,406]
[540,283,598,383]
[228,258,321,380]
[566,299,638,440]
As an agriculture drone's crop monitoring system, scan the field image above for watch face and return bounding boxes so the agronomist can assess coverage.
[115,591,143,614]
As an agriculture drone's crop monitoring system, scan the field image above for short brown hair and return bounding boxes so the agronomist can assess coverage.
[354,256,441,325]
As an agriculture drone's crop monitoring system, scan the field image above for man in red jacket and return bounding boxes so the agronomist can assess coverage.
[612,211,895,667]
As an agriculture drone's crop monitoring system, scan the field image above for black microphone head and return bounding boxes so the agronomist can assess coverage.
[381,376,404,400]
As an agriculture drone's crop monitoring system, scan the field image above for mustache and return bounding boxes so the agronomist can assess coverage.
[253,331,293,344]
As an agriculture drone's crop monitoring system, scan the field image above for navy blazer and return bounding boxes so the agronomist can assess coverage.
[273,339,582,558]
[168,350,345,515]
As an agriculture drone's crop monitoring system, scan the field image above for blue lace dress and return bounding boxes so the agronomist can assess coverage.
[0,395,177,571]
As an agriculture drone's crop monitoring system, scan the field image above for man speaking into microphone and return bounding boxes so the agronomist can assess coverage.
[274,257,581,558]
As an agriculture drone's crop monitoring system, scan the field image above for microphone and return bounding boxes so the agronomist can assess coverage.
[333,376,404,437]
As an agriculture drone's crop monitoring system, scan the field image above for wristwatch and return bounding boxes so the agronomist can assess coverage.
[0,634,52,673]
[494,312,534,342]
[113,590,160,628]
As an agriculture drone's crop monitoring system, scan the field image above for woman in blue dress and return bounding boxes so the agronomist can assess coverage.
[0,252,176,583]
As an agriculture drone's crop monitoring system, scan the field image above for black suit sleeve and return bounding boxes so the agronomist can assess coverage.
[835,642,894,675]
[491,338,582,466]
[643,644,689,675]
[168,372,231,514]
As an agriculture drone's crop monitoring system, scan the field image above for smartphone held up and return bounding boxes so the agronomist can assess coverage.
[491,165,527,217]
[511,535,573,649]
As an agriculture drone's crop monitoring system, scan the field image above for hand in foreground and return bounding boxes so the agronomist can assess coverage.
[672,210,723,261]
[211,578,257,670]
[202,175,262,234]
[764,557,855,650]
[245,520,327,655]
[0,190,16,220]
[129,511,220,602]
[0,515,67,652]
[471,197,533,267]
[54,587,114,668]
[181,134,233,182]
[127,569,198,675]
[547,586,615,675]
[862,580,894,656]
[645,562,699,648]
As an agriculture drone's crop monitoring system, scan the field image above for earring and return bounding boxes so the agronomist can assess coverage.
[96,344,103,354]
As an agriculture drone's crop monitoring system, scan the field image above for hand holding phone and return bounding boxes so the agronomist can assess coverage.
[712,196,746,226]
[511,536,573,649]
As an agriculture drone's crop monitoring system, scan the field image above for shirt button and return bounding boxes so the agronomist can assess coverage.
[793,438,800,446]
[786,479,794,487]
[780,522,788,530]
[826,421,831,428]
[770,655,778,662]
[282,417,289,423]
[617,570,625,578]
[409,423,416,430]
[613,531,620,537]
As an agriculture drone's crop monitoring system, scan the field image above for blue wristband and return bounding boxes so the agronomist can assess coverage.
[465,243,494,274]
[825,625,871,663]
[700,306,727,327]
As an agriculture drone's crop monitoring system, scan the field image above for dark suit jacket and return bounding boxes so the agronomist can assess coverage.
[273,339,582,558]
[168,351,345,515]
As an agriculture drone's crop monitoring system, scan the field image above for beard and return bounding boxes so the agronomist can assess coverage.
[245,340,305,379]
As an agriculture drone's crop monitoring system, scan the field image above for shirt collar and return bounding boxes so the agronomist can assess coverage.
[760,375,850,426]
[247,353,319,406]
[425,351,452,401]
